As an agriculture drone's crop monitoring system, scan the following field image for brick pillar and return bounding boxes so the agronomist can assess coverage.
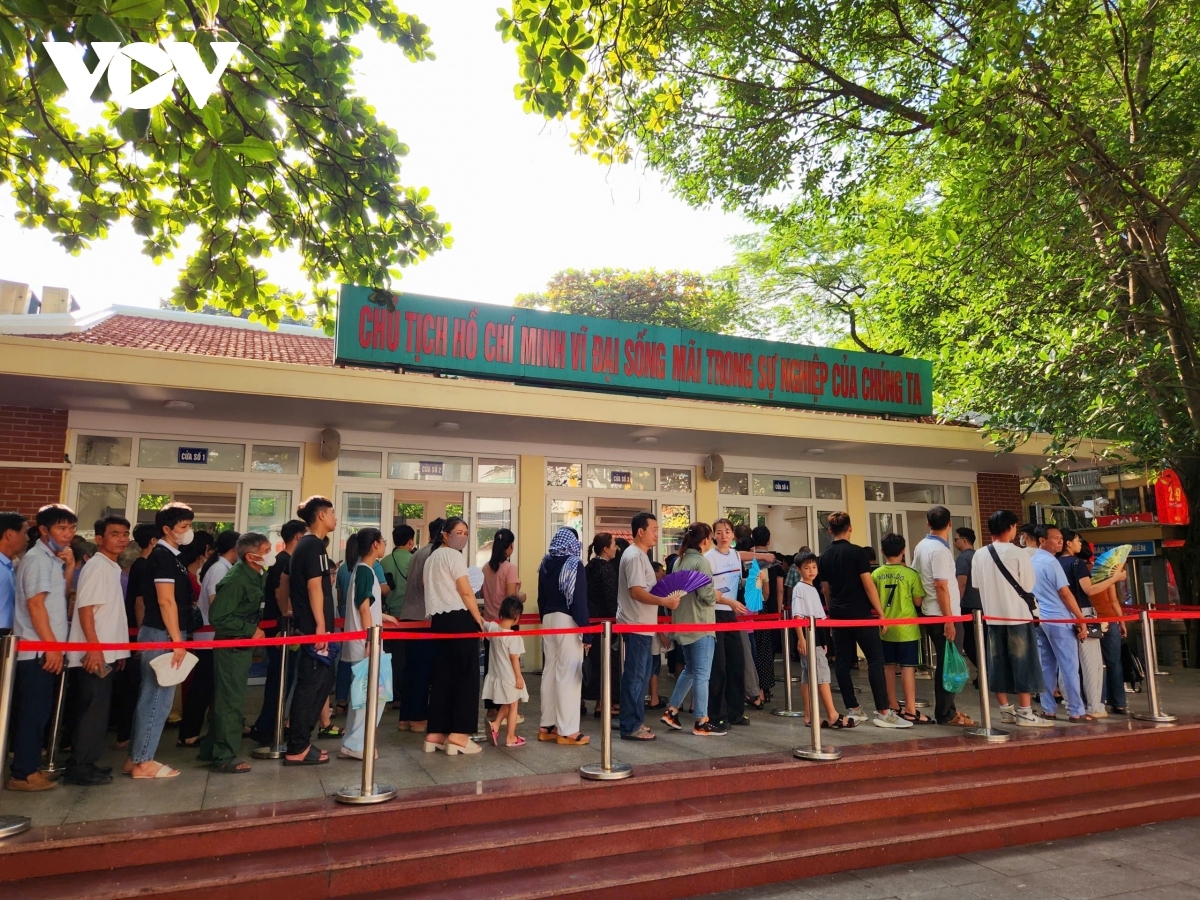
[0,405,68,522]
[976,472,1023,543]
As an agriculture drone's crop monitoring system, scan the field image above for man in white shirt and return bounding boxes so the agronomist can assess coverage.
[64,515,132,786]
[971,509,1052,728]
[911,506,972,726]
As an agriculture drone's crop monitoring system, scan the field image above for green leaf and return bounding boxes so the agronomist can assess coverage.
[228,136,277,161]
[86,13,126,41]
[107,0,164,21]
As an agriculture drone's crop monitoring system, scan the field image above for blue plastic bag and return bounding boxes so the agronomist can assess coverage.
[350,652,393,710]
[942,640,969,694]
[743,560,764,613]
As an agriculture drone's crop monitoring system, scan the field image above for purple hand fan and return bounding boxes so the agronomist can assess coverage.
[650,569,712,597]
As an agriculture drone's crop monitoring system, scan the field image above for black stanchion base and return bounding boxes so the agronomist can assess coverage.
[0,815,31,840]
[336,784,397,804]
[580,763,633,781]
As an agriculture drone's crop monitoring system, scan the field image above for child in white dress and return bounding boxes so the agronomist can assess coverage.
[483,596,528,747]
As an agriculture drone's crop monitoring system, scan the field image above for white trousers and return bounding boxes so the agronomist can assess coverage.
[1079,636,1104,715]
[540,612,583,736]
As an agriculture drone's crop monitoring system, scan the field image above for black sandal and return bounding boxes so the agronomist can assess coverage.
[899,710,934,725]
[747,698,765,710]
[282,745,329,766]
[822,715,858,729]
[212,759,252,774]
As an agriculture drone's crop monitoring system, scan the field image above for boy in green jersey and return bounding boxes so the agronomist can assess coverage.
[871,534,930,725]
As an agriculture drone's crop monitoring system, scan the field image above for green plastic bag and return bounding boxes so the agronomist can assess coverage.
[942,640,969,694]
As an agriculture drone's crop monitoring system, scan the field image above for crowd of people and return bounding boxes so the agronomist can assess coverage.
[0,495,1133,792]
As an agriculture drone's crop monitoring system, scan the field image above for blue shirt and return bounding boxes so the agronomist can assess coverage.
[0,554,14,630]
[1032,548,1071,621]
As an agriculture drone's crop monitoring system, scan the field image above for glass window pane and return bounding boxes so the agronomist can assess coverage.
[550,499,583,536]
[815,477,843,500]
[864,480,891,502]
[478,458,516,484]
[75,483,128,537]
[816,511,838,554]
[869,512,904,561]
[386,453,471,482]
[719,472,748,496]
[250,445,300,475]
[894,482,945,504]
[586,465,654,492]
[475,497,512,567]
[339,492,382,559]
[659,468,693,493]
[546,462,582,488]
[247,489,292,548]
[76,435,131,467]
[753,475,812,498]
[138,439,245,472]
[947,484,973,507]
[338,450,381,478]
[720,506,750,528]
[660,504,691,560]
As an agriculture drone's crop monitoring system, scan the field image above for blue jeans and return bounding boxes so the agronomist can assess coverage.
[618,633,654,736]
[1100,624,1126,710]
[1036,624,1084,718]
[130,626,177,764]
[668,636,715,721]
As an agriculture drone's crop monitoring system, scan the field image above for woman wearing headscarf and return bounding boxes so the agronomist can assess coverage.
[536,527,591,745]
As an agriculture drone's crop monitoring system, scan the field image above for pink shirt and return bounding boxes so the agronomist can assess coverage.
[482,560,519,621]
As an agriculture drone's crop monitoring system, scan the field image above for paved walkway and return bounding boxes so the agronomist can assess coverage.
[697,817,1200,900]
[3,655,1198,828]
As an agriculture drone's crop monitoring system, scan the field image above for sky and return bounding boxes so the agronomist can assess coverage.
[0,1,750,314]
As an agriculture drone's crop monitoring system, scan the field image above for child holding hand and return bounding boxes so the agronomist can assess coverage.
[483,596,529,747]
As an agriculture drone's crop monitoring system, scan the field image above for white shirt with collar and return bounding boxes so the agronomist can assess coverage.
[198,555,233,626]
[67,553,131,666]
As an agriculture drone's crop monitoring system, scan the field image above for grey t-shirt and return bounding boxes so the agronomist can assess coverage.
[616,545,657,636]
[399,541,436,620]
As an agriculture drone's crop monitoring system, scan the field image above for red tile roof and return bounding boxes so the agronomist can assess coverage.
[33,314,335,367]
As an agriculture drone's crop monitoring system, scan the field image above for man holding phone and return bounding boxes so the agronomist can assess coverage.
[64,515,132,786]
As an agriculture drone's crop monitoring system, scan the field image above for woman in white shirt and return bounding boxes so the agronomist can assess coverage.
[422,517,486,755]
[339,528,398,760]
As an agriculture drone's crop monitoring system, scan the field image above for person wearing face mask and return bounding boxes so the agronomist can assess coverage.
[422,517,485,755]
[0,511,27,638]
[8,504,78,792]
[125,502,195,780]
[198,533,272,774]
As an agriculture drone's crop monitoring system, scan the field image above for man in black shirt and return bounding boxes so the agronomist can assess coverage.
[127,503,194,780]
[284,497,337,765]
[817,512,891,726]
[249,519,306,743]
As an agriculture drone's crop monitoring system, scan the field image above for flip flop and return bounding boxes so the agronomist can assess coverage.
[556,733,590,745]
[318,725,345,739]
[506,736,527,747]
[212,759,251,774]
[822,715,858,729]
[283,746,329,766]
[488,724,499,747]
[620,727,656,741]
[131,762,179,779]
[948,712,977,727]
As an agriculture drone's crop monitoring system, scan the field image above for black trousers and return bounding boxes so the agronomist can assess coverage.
[286,649,336,755]
[961,608,980,669]
[427,610,480,736]
[178,648,214,741]
[384,639,405,708]
[922,623,965,724]
[110,655,141,743]
[11,659,55,780]
[709,610,746,725]
[831,625,889,713]
[67,667,113,774]
[582,632,619,705]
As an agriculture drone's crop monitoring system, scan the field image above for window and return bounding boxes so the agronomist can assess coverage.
[720,506,750,528]
[947,484,973,507]
[75,483,128,537]
[338,450,382,479]
[477,458,517,484]
[550,499,583,535]
[138,439,245,472]
[894,482,945,504]
[248,489,292,548]
[586,465,655,492]
[864,480,891,502]
[339,492,382,557]
[250,445,300,475]
[387,453,471,482]
[75,435,131,467]
[753,475,812,498]
[660,504,692,558]
[816,510,838,553]
[659,468,693,493]
[815,477,843,500]
[546,462,582,488]
[476,497,512,567]
[719,472,749,496]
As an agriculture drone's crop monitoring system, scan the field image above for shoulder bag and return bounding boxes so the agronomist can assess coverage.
[987,544,1038,618]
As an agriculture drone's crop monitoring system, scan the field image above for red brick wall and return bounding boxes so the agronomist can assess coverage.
[976,472,1023,543]
[0,406,68,521]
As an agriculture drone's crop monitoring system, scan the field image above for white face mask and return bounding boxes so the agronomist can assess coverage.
[257,549,277,569]
[175,527,195,546]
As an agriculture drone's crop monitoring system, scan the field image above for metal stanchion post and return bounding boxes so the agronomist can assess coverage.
[794,617,840,761]
[773,616,803,718]
[39,668,68,778]
[965,611,1010,742]
[337,626,397,804]
[581,622,632,780]
[0,635,32,839]
[252,619,290,760]
[1132,610,1176,724]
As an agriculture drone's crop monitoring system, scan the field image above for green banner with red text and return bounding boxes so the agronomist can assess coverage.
[334,286,933,416]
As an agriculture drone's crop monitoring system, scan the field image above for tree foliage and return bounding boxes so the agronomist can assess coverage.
[500,0,1200,596]
[1,0,450,331]
[515,267,753,334]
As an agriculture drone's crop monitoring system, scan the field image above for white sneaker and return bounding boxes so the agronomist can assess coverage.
[1015,707,1054,728]
[873,710,913,729]
[998,704,1016,724]
[844,707,868,725]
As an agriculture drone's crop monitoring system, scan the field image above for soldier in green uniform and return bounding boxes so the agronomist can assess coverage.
[199,532,272,773]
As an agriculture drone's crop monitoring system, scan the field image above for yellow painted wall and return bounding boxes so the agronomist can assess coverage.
[843,474,867,542]
[696,466,718,525]
[300,441,335,506]
[518,455,545,668]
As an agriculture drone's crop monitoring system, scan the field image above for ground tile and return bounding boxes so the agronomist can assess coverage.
[1100,887,1200,900]
[1113,850,1200,882]
[1017,858,1180,900]
[961,845,1070,877]
[897,855,1005,887]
